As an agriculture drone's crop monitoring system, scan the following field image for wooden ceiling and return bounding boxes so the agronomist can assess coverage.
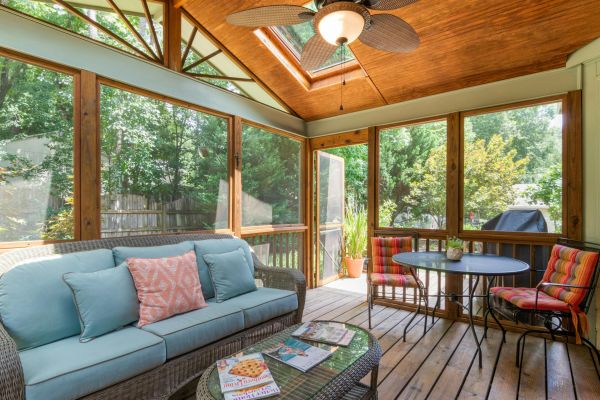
[182,0,600,121]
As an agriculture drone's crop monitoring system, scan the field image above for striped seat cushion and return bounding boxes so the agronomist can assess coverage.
[371,236,413,274]
[540,245,599,308]
[370,273,418,288]
[491,287,570,312]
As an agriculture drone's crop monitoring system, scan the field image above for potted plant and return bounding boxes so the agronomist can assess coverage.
[344,205,368,278]
[446,236,464,261]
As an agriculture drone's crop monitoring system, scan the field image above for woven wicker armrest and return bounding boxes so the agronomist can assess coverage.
[0,322,24,400]
[252,254,306,323]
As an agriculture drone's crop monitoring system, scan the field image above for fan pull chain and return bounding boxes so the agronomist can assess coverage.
[340,43,346,112]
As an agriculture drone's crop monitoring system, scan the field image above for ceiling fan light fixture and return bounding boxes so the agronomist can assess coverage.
[318,9,365,45]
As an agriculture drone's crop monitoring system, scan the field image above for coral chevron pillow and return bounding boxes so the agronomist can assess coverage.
[127,251,207,327]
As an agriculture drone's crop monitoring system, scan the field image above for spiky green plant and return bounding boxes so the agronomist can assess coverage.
[344,205,368,259]
[447,236,464,249]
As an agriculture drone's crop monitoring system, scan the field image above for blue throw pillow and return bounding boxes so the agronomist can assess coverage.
[63,264,139,342]
[203,248,257,303]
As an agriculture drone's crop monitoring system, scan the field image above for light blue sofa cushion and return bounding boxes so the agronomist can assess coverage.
[203,248,257,302]
[19,327,165,400]
[0,249,115,350]
[63,264,139,342]
[222,288,298,328]
[112,241,194,266]
[193,238,254,299]
[142,302,244,359]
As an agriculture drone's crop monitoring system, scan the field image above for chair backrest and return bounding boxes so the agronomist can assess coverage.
[371,234,417,275]
[541,238,600,312]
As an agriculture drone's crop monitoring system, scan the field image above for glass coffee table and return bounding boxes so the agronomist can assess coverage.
[196,322,382,400]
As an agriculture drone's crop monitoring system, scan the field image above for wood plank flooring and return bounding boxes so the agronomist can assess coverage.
[304,286,600,400]
[177,286,599,400]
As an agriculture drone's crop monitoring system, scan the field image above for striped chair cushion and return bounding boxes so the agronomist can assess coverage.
[491,287,570,312]
[541,245,599,308]
[371,236,413,275]
[370,273,418,288]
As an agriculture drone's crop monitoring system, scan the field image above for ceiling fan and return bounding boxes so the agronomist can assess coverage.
[226,0,420,71]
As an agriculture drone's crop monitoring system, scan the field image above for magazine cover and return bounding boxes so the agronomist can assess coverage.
[263,337,334,372]
[223,382,281,400]
[217,353,274,393]
[292,322,355,346]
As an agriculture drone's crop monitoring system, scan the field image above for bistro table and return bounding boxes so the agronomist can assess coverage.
[392,251,530,368]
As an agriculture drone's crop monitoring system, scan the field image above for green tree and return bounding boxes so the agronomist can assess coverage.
[463,135,529,225]
[527,163,562,230]
[324,145,368,208]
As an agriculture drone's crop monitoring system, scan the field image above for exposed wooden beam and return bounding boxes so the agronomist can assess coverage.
[181,26,197,66]
[50,0,155,62]
[182,49,221,72]
[173,0,188,8]
[141,0,163,62]
[165,1,181,70]
[106,0,159,61]
[187,72,254,83]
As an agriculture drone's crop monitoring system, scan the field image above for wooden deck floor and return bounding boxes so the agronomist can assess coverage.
[304,286,600,400]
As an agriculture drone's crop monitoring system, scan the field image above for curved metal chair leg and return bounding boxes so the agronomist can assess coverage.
[488,307,507,343]
[404,289,421,342]
[483,309,490,339]
[422,286,429,336]
[582,337,600,375]
[368,284,372,329]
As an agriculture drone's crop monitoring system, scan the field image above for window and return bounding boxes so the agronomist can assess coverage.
[0,55,75,242]
[180,13,288,112]
[242,124,302,226]
[378,119,448,229]
[270,2,355,74]
[463,101,563,233]
[3,0,165,63]
[100,85,229,237]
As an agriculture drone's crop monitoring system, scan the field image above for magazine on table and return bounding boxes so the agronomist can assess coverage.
[292,322,356,346]
[263,337,335,372]
[223,382,280,400]
[216,353,275,393]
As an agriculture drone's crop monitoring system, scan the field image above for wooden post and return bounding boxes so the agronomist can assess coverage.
[446,112,461,320]
[566,90,583,241]
[304,139,314,287]
[367,126,377,278]
[231,116,243,237]
[79,70,101,240]
[165,0,182,71]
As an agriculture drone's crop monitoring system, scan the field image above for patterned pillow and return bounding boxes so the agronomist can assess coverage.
[541,244,599,308]
[127,251,207,327]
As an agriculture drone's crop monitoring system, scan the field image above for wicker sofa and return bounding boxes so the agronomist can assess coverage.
[0,233,306,400]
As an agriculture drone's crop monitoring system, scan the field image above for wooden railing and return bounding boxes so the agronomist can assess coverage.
[242,227,306,270]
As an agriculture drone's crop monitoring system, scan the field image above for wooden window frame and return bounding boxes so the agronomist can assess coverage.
[95,77,235,238]
[0,47,82,250]
[374,115,453,237]
[238,120,308,234]
[458,94,580,242]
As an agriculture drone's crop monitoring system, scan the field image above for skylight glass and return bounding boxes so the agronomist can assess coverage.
[271,2,355,74]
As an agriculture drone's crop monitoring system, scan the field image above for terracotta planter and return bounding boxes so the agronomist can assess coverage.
[345,257,365,278]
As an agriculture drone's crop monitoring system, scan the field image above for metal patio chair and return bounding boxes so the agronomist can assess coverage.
[367,234,430,340]
[486,238,600,367]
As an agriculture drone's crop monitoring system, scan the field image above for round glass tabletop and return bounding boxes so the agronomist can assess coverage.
[392,251,530,276]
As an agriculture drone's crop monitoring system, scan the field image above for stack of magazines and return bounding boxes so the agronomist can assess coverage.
[217,353,280,400]
[263,337,335,372]
[291,322,356,346]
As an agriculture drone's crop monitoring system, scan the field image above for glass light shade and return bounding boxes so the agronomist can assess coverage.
[318,10,365,45]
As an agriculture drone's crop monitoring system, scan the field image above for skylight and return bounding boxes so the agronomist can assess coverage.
[271,2,355,74]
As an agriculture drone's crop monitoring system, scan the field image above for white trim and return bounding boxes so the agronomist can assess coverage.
[0,8,305,135]
[306,67,582,137]
[567,37,600,68]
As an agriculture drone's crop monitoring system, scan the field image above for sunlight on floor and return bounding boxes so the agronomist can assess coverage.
[324,273,367,294]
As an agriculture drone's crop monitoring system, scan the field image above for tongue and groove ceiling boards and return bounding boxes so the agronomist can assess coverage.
[180,0,600,121]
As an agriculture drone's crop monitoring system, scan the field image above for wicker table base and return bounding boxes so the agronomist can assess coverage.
[196,322,381,400]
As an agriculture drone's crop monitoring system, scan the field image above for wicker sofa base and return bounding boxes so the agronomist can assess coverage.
[80,312,298,400]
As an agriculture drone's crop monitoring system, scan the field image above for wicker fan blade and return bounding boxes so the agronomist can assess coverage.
[359,14,419,52]
[301,34,338,71]
[226,5,315,27]
[365,0,418,10]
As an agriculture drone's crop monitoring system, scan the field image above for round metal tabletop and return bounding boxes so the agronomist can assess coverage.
[392,251,530,276]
